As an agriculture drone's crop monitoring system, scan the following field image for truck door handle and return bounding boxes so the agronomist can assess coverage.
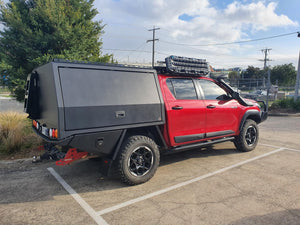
[172,106,183,110]
[207,105,216,109]
[115,111,126,118]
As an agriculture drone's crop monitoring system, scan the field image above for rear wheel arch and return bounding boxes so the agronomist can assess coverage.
[126,126,167,150]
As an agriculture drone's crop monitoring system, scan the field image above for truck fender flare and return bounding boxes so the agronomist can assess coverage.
[111,126,167,162]
[107,126,167,176]
[239,110,261,131]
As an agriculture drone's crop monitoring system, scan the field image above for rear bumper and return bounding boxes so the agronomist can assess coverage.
[32,126,123,155]
[32,126,74,146]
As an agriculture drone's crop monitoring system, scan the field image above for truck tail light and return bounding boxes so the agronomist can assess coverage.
[54,129,58,138]
[33,120,39,129]
[49,128,53,138]
[49,128,58,139]
[32,120,58,139]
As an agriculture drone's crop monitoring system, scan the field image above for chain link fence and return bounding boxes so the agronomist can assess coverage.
[228,78,295,101]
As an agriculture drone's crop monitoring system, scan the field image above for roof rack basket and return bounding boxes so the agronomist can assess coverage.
[164,55,210,76]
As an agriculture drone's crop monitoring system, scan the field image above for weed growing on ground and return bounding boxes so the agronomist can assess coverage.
[0,112,42,157]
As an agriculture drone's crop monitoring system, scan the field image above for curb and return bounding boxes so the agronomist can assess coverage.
[0,96,14,100]
[268,113,300,117]
[0,158,32,164]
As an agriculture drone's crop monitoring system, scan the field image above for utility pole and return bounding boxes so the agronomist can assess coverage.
[259,48,272,69]
[259,48,272,88]
[266,70,271,111]
[294,33,300,102]
[147,26,160,67]
[294,51,300,102]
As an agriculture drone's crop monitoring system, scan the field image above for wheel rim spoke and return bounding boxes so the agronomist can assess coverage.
[128,146,153,177]
[245,126,257,146]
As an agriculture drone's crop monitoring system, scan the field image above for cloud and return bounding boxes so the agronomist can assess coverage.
[224,1,298,31]
[97,0,297,40]
[95,0,299,67]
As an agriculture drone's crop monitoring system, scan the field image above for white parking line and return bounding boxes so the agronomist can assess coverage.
[47,145,298,221]
[47,167,108,225]
[96,147,285,216]
[285,148,300,153]
[261,143,300,152]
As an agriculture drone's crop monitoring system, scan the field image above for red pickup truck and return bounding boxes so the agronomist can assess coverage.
[25,56,267,185]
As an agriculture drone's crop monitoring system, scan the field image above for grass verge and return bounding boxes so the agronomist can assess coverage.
[0,112,43,160]
[269,98,300,113]
[0,87,10,94]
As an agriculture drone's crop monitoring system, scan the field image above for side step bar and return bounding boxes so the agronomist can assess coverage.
[164,137,235,154]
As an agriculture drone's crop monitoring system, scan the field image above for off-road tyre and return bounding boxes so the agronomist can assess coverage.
[234,119,259,152]
[118,135,160,185]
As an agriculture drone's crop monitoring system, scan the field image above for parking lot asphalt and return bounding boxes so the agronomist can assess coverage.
[0,97,24,113]
[0,116,299,225]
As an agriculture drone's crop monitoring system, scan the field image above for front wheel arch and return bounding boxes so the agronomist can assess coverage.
[234,119,259,152]
[239,110,261,131]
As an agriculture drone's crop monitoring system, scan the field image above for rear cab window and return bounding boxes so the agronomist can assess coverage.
[166,78,198,100]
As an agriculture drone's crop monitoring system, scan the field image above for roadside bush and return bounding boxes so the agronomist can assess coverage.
[270,98,300,112]
[0,112,27,153]
[0,112,42,156]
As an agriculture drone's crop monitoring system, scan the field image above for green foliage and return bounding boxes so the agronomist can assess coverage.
[241,66,266,79]
[0,61,12,86]
[228,71,239,80]
[10,78,26,101]
[270,64,296,87]
[270,98,300,112]
[0,0,112,101]
[240,64,297,87]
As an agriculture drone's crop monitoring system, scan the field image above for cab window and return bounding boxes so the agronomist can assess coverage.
[197,79,227,100]
[167,78,197,100]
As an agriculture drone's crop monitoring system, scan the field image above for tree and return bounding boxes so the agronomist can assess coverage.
[271,64,296,87]
[0,0,111,101]
[228,71,239,80]
[241,66,266,79]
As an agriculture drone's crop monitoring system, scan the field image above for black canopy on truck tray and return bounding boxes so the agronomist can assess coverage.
[24,61,165,154]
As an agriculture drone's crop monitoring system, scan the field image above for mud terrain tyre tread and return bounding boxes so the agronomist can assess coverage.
[118,135,160,185]
[234,119,259,152]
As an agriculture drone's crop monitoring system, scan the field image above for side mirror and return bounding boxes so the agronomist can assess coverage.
[216,94,231,101]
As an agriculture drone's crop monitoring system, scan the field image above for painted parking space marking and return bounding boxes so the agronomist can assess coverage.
[96,147,285,216]
[47,145,299,223]
[285,148,300,153]
[261,143,300,152]
[47,167,108,225]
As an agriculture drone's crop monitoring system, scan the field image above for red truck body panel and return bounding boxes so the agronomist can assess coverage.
[158,74,261,147]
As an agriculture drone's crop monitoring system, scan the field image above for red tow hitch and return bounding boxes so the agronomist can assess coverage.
[32,144,89,165]
[56,148,88,166]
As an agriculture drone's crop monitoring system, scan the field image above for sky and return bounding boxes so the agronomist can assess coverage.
[93,0,300,69]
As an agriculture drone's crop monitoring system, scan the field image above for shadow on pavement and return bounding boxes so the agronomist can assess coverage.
[231,209,300,225]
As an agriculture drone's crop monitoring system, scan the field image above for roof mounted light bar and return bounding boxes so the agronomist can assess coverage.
[165,55,209,76]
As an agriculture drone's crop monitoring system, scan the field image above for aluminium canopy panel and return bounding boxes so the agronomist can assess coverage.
[58,66,164,131]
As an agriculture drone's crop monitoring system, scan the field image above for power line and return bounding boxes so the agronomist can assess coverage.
[102,48,169,56]
[118,42,147,62]
[160,31,299,47]
[103,48,150,53]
